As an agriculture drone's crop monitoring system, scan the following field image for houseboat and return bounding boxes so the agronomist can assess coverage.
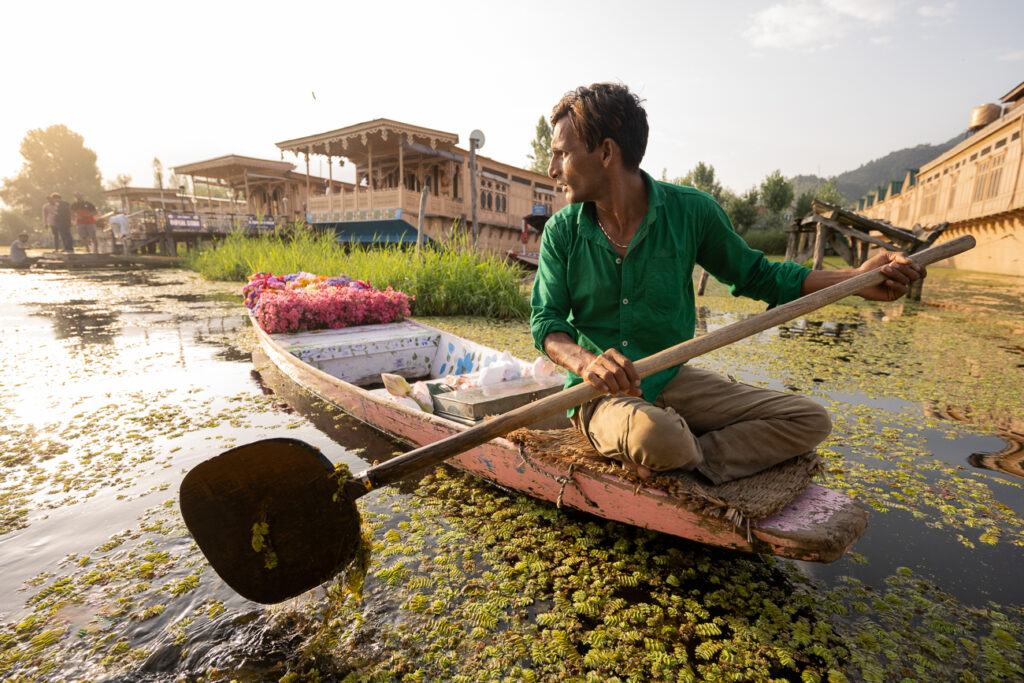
[860,80,1024,276]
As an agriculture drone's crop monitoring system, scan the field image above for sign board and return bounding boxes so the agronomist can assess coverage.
[248,217,276,231]
[531,204,547,216]
[167,214,202,231]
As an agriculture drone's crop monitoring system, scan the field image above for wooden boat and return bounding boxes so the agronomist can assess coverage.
[252,316,867,562]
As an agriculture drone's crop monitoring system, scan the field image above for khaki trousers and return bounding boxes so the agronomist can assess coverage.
[571,365,831,484]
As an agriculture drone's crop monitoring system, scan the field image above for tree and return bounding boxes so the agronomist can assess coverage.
[103,174,132,191]
[725,187,760,235]
[814,177,845,206]
[527,116,552,174]
[760,169,794,214]
[0,125,104,228]
[0,210,33,244]
[153,157,164,189]
[678,161,723,204]
[794,190,815,219]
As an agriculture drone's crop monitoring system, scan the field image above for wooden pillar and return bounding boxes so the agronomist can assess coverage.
[908,278,924,301]
[367,142,374,210]
[328,156,334,213]
[398,137,405,213]
[812,223,829,270]
[244,171,251,216]
[304,151,311,216]
[696,268,710,296]
[784,224,799,262]
[858,240,870,265]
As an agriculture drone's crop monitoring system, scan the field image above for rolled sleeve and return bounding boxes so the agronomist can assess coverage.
[697,201,810,307]
[530,219,578,356]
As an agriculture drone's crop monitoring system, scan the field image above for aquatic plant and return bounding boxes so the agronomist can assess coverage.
[182,227,530,319]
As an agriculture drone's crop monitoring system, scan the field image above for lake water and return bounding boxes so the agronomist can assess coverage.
[1,265,1022,681]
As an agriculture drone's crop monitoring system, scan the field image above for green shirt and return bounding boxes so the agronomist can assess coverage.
[530,172,810,411]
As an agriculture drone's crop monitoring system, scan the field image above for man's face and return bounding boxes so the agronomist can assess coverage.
[548,118,605,204]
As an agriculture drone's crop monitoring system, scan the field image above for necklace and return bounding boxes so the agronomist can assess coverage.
[596,218,631,250]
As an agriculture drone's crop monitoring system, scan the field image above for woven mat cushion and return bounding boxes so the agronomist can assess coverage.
[505,427,822,528]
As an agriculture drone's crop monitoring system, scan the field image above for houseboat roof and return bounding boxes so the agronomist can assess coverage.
[173,155,297,177]
[276,118,461,160]
[919,98,1024,174]
[999,80,1024,105]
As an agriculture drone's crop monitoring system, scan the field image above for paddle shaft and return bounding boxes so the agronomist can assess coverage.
[353,235,974,492]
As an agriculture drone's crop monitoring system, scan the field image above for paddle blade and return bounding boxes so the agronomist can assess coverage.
[179,438,361,604]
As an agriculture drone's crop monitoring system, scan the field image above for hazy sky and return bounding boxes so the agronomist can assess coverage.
[2,0,1022,202]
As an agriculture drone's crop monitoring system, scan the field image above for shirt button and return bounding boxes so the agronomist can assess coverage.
[621,340,629,347]
[622,298,629,305]
[615,258,622,264]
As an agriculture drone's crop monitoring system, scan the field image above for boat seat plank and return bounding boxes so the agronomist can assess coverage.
[270,321,440,385]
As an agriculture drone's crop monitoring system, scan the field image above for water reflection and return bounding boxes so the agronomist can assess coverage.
[926,401,1024,481]
[250,350,409,469]
[779,318,860,343]
[32,299,120,345]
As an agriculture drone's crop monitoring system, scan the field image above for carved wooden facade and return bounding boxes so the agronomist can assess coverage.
[275,119,565,253]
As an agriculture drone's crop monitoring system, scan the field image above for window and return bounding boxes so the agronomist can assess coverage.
[921,182,940,216]
[947,173,958,210]
[972,153,1006,202]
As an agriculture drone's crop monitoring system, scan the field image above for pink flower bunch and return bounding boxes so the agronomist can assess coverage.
[244,271,412,333]
[243,271,376,310]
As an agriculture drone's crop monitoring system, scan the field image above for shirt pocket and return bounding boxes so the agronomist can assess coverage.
[644,256,687,313]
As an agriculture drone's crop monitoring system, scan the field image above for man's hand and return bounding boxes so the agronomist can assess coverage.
[580,349,642,396]
[855,251,927,301]
[542,332,642,396]
[801,251,927,301]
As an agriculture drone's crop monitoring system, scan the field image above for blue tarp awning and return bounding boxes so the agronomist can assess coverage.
[315,219,430,245]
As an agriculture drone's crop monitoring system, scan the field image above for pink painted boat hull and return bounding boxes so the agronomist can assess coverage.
[254,318,866,562]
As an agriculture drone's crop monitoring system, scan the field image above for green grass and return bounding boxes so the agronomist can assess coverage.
[181,226,531,319]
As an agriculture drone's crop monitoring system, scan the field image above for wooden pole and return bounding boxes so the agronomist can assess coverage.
[304,151,311,216]
[367,142,374,210]
[398,137,405,214]
[328,155,333,214]
[417,181,429,258]
[696,268,710,296]
[470,140,479,246]
[812,223,828,270]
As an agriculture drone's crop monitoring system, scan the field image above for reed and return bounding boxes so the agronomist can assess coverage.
[182,225,531,319]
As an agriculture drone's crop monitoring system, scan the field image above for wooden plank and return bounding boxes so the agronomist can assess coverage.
[812,199,923,245]
[827,231,854,265]
[813,224,828,270]
[812,215,899,251]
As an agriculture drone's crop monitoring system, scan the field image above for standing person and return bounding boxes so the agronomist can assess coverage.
[108,209,131,254]
[52,193,74,253]
[72,192,99,253]
[43,194,60,251]
[531,83,926,483]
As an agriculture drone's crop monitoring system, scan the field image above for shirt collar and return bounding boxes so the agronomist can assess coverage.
[576,170,662,241]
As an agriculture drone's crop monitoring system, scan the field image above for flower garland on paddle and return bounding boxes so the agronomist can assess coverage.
[243,271,413,334]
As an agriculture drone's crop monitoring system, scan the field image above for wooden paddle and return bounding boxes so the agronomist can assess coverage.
[180,235,975,603]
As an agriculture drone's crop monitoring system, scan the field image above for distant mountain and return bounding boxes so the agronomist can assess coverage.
[790,133,966,206]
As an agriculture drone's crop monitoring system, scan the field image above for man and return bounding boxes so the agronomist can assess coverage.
[72,192,99,254]
[43,194,60,251]
[8,232,30,265]
[531,83,926,484]
[51,193,74,252]
[108,209,131,254]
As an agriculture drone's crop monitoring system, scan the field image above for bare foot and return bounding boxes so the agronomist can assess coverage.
[621,461,652,479]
